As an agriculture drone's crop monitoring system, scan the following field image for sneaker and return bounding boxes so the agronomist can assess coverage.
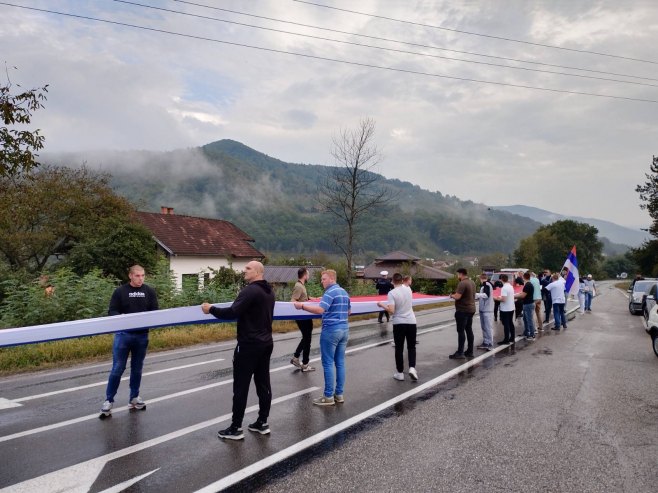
[247,420,270,435]
[476,344,488,350]
[448,352,465,360]
[525,336,536,341]
[483,344,494,351]
[497,340,510,345]
[290,356,301,368]
[551,327,560,331]
[334,394,345,403]
[129,396,146,410]
[313,396,335,406]
[563,325,567,329]
[408,367,418,381]
[218,425,244,440]
[301,364,316,372]
[464,351,474,358]
[99,400,113,419]
[393,372,405,381]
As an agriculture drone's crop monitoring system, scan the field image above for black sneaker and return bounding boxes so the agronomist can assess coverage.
[448,352,465,360]
[464,351,474,358]
[497,340,510,345]
[218,425,244,440]
[247,420,270,435]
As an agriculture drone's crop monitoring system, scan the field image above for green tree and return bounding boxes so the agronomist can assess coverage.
[514,220,603,273]
[1,70,48,178]
[635,155,658,236]
[0,165,150,274]
[600,253,638,279]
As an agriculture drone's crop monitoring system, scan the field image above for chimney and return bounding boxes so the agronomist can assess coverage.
[160,206,168,214]
[168,207,174,215]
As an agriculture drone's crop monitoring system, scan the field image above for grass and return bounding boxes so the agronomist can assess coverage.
[0,302,449,376]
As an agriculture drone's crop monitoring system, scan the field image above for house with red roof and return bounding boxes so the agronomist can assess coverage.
[135,207,264,290]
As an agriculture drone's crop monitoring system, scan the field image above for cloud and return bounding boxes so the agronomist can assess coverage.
[1,0,654,229]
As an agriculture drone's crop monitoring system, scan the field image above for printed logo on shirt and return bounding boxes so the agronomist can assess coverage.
[129,292,146,298]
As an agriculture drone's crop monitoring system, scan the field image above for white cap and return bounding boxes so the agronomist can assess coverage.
[380,270,388,276]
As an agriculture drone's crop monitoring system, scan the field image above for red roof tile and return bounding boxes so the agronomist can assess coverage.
[135,211,264,258]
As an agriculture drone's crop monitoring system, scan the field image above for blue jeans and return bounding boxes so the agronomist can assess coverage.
[553,303,566,328]
[585,292,593,310]
[522,304,536,337]
[320,328,349,398]
[105,331,149,402]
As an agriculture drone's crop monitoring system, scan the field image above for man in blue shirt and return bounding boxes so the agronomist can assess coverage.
[294,269,351,406]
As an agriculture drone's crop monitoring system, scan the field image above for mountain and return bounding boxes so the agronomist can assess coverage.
[492,205,649,248]
[46,140,544,260]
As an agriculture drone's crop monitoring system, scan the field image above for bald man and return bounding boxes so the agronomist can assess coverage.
[202,261,275,440]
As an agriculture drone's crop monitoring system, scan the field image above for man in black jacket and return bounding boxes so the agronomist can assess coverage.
[202,260,275,440]
[100,265,159,418]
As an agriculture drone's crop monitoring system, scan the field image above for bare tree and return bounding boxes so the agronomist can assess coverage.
[318,118,395,286]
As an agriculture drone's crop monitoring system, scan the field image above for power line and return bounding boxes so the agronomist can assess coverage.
[172,0,658,83]
[114,0,658,89]
[1,2,657,104]
[294,0,658,66]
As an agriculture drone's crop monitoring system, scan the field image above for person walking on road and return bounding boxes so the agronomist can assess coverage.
[494,274,516,345]
[448,268,476,359]
[100,265,159,418]
[518,272,536,341]
[475,272,494,351]
[376,271,394,323]
[377,273,418,381]
[290,267,315,373]
[294,269,351,406]
[578,277,586,314]
[545,273,567,330]
[202,261,275,440]
[584,274,596,312]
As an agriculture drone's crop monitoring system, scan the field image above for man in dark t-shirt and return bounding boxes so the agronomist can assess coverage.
[448,268,476,359]
[100,265,159,418]
[519,272,536,340]
[376,272,394,323]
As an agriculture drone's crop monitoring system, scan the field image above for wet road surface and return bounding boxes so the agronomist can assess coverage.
[2,284,652,492]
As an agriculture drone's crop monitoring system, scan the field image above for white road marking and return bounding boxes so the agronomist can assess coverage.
[0,323,452,443]
[97,468,159,493]
[11,358,224,403]
[0,388,318,493]
[0,397,22,409]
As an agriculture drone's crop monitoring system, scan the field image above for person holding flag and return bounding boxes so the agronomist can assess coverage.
[562,246,581,299]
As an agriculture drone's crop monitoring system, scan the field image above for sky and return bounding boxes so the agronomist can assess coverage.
[1,0,656,229]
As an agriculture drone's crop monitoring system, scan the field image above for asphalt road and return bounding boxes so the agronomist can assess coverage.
[0,282,654,492]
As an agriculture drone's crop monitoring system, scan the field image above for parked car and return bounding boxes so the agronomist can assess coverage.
[627,279,658,315]
[643,283,658,320]
[642,303,658,358]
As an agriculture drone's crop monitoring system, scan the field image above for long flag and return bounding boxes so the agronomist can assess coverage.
[0,294,449,348]
[562,245,580,297]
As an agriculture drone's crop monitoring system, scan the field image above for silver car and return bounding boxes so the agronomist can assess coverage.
[628,279,658,315]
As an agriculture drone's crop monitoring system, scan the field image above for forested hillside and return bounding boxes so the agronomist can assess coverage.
[49,140,541,260]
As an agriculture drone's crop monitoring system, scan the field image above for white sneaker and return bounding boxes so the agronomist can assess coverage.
[129,396,146,410]
[99,400,112,419]
[408,367,418,381]
[393,372,405,381]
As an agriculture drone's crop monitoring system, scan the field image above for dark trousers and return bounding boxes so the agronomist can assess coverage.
[494,300,500,321]
[454,311,474,353]
[514,300,523,319]
[500,310,515,342]
[232,343,273,427]
[378,310,390,323]
[294,319,313,365]
[543,295,552,321]
[393,324,417,372]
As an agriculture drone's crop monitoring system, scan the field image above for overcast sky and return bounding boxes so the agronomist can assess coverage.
[2,0,656,229]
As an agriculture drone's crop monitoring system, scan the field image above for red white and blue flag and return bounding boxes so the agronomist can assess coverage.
[562,245,580,297]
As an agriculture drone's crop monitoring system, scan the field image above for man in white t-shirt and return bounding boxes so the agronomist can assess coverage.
[545,273,567,330]
[378,273,418,381]
[494,274,516,345]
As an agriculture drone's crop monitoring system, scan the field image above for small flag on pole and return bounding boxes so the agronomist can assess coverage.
[562,245,580,297]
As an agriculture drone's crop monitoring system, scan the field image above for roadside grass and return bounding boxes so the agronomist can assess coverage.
[0,302,449,376]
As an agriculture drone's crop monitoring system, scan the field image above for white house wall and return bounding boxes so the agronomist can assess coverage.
[169,256,249,290]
